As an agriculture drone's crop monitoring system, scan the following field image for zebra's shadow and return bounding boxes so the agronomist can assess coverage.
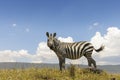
[82,68,104,74]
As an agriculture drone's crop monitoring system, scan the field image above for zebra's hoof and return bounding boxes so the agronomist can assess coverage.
[89,68,103,74]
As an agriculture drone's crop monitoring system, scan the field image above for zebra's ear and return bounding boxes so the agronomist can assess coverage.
[46,32,49,37]
[53,33,56,37]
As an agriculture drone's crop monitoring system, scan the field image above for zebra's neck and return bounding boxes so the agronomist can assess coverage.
[53,38,62,51]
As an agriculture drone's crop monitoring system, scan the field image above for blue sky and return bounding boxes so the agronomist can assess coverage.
[0,0,120,64]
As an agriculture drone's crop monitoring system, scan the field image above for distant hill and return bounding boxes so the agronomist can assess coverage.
[0,62,120,73]
[0,62,59,69]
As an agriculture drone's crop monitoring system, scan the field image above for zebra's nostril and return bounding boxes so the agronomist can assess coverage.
[50,46,54,49]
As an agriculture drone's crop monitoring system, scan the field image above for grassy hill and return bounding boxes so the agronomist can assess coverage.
[0,65,120,80]
[0,62,120,73]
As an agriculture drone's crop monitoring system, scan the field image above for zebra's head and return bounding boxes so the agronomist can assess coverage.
[46,32,60,50]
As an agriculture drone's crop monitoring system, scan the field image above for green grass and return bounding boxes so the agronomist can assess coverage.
[0,67,119,80]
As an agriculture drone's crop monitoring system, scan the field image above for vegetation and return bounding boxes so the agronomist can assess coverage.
[0,66,119,80]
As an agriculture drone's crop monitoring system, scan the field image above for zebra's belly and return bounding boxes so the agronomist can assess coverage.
[67,56,81,59]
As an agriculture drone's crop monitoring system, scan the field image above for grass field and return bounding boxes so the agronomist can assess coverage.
[0,65,119,80]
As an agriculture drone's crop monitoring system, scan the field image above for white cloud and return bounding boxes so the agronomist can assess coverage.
[25,28,30,32]
[89,22,99,30]
[0,37,74,63]
[58,37,74,42]
[93,22,99,26]
[0,50,31,62]
[0,27,120,65]
[12,24,16,27]
[91,27,120,65]
[32,42,57,63]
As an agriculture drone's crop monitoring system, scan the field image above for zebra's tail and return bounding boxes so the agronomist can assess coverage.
[94,45,104,52]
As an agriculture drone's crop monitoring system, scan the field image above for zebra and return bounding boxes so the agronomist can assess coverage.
[46,32,104,71]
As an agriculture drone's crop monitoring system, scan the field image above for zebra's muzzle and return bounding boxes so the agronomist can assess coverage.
[48,45,54,50]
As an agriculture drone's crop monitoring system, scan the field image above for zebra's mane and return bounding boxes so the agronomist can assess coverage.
[54,38,61,44]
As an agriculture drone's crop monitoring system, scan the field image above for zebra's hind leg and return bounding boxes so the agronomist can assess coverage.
[87,57,92,68]
[88,57,97,69]
[91,58,97,68]
[84,53,97,69]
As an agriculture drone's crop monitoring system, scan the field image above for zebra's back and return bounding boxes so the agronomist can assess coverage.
[64,41,94,59]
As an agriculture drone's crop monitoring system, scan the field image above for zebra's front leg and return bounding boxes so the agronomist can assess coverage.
[59,57,65,71]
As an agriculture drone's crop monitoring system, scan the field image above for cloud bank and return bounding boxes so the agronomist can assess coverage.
[91,27,120,65]
[0,27,120,65]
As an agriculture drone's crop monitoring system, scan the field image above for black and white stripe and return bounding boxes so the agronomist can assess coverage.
[64,41,93,59]
[46,32,104,71]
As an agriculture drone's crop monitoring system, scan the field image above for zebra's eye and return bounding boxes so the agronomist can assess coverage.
[53,40,56,43]
[47,39,49,42]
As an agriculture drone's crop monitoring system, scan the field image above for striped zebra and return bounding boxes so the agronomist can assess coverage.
[46,32,104,71]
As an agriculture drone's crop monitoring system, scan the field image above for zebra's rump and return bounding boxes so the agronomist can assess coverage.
[64,41,94,59]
